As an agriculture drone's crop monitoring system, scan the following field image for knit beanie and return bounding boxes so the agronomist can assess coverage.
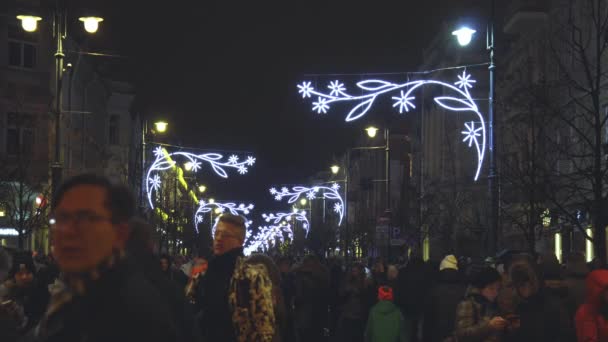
[378,286,394,301]
[440,254,458,271]
[471,267,501,289]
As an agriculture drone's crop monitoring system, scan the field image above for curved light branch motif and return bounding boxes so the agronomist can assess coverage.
[194,200,254,234]
[244,223,293,255]
[262,211,310,237]
[270,183,344,225]
[146,146,256,209]
[297,71,486,180]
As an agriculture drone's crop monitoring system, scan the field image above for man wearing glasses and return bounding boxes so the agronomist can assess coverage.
[33,174,177,342]
[198,214,276,342]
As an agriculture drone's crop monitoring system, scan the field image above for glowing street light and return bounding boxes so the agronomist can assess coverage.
[16,15,41,32]
[198,185,207,193]
[299,198,307,206]
[452,27,476,46]
[209,198,215,204]
[154,121,168,133]
[184,162,193,171]
[214,208,222,214]
[366,126,379,138]
[330,165,340,174]
[79,16,103,33]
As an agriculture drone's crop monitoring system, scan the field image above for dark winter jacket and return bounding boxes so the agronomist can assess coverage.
[423,269,467,342]
[506,261,573,342]
[31,258,178,342]
[293,257,330,341]
[454,287,502,342]
[565,257,589,316]
[395,259,433,318]
[365,300,411,342]
[575,270,608,342]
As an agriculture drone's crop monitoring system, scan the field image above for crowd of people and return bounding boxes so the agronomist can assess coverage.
[1,173,608,341]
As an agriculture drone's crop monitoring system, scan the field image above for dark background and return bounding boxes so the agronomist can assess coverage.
[83,0,482,210]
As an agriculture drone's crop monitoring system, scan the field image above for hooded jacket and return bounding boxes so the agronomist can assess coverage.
[365,300,410,342]
[423,268,466,342]
[575,270,608,342]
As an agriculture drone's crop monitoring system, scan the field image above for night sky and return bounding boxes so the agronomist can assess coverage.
[85,0,482,209]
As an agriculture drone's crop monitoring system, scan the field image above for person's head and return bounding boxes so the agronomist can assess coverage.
[387,264,399,280]
[373,259,385,274]
[378,286,394,301]
[126,217,155,254]
[9,252,36,288]
[509,261,540,299]
[472,267,502,302]
[160,254,171,272]
[213,214,246,255]
[278,257,291,273]
[51,174,135,273]
[350,263,364,279]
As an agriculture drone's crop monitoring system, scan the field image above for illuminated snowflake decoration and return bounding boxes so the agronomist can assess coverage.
[145,147,256,209]
[193,199,254,235]
[313,97,330,114]
[263,211,310,236]
[461,121,483,154]
[296,71,486,180]
[269,183,344,225]
[328,80,346,96]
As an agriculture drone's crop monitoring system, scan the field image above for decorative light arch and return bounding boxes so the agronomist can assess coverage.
[244,223,293,255]
[297,71,486,180]
[270,183,344,225]
[146,146,256,209]
[262,211,310,237]
[194,199,254,234]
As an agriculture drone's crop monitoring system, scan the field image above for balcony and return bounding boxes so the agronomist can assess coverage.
[504,0,549,34]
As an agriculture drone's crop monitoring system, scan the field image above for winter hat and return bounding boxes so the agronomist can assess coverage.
[440,254,459,271]
[378,286,394,301]
[471,267,501,289]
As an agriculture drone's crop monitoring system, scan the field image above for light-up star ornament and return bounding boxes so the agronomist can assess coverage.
[296,71,487,181]
[193,199,254,234]
[270,183,344,225]
[263,211,310,236]
[145,147,256,209]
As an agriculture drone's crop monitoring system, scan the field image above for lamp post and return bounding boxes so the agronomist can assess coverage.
[452,0,497,256]
[331,158,350,260]
[17,6,104,200]
[366,126,391,260]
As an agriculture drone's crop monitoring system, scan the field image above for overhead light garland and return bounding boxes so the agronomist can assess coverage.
[244,223,293,255]
[297,71,486,180]
[145,146,256,209]
[262,211,310,237]
[270,183,344,225]
[194,199,254,234]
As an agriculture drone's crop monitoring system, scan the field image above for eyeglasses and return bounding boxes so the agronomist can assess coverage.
[50,210,113,227]
[214,230,239,240]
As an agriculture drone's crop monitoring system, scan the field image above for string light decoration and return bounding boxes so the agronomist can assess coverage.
[146,146,256,209]
[270,183,344,225]
[194,200,254,234]
[297,71,486,180]
[262,211,310,237]
[244,223,294,255]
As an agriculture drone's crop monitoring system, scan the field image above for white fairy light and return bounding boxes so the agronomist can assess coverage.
[296,71,486,180]
[263,211,311,236]
[193,199,254,234]
[145,147,256,209]
[269,183,344,225]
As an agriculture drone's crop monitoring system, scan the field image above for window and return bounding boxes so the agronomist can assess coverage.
[109,115,119,145]
[6,128,19,155]
[8,25,37,69]
[6,113,35,156]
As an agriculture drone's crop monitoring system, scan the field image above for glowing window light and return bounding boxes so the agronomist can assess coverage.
[554,233,562,263]
[0,228,18,236]
[146,146,256,209]
[586,227,594,262]
[296,71,486,181]
[263,211,310,236]
[542,209,551,228]
[270,183,344,225]
[194,199,254,234]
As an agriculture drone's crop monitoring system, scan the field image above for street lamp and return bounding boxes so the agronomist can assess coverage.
[453,0,497,256]
[299,198,307,206]
[366,126,379,138]
[330,165,340,175]
[198,185,207,193]
[184,162,193,171]
[154,121,168,133]
[16,6,104,201]
[209,198,215,204]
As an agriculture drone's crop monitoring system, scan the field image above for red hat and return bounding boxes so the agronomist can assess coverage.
[378,286,394,301]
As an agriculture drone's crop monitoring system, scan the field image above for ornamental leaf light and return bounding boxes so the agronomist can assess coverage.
[270,183,344,225]
[146,146,256,209]
[262,211,310,237]
[296,70,486,180]
[194,199,254,235]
